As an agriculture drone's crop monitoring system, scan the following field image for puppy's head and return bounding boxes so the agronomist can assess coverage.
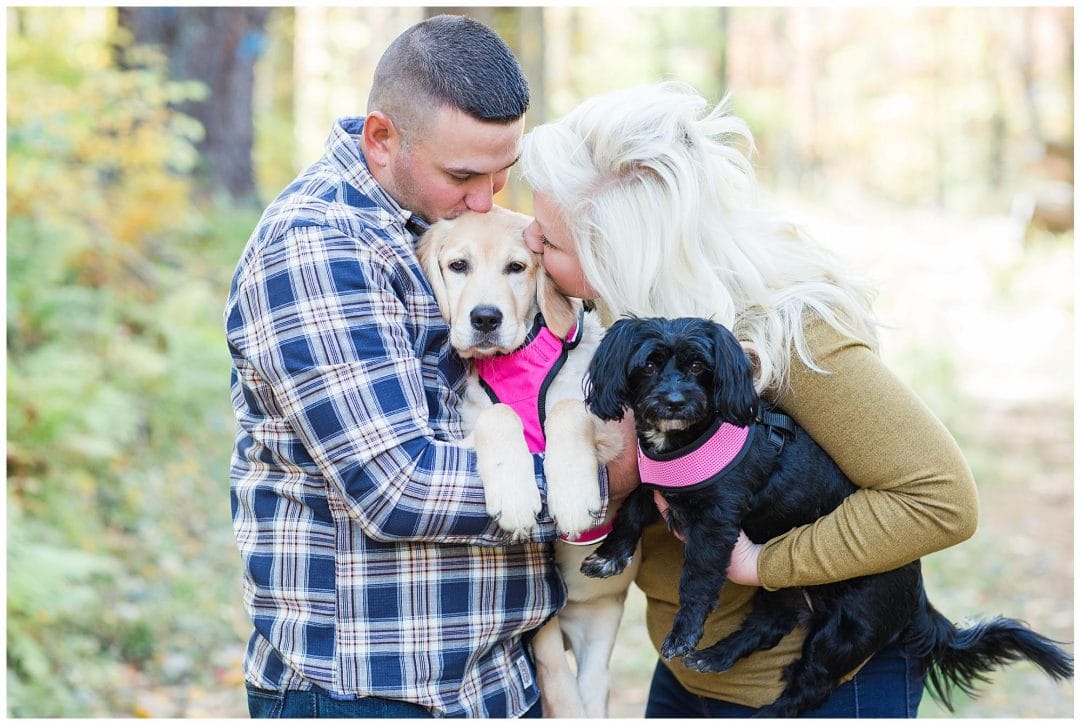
[586,317,757,434]
[417,207,579,358]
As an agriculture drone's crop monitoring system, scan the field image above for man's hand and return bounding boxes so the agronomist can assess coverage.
[605,410,640,509]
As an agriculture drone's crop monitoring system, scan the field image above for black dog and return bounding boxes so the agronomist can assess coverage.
[581,316,1073,717]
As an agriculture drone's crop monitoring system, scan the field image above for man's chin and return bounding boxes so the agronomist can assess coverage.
[441,207,470,221]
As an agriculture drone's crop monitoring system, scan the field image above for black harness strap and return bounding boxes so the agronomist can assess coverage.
[755,402,797,451]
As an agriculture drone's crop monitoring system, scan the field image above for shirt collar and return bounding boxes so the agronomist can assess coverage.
[327,117,431,241]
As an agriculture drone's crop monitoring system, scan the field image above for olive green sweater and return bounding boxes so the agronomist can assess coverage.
[637,317,979,708]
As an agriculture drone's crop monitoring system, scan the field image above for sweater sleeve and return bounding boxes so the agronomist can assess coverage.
[756,317,979,590]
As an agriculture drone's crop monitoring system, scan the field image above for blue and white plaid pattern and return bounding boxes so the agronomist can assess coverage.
[225,117,584,717]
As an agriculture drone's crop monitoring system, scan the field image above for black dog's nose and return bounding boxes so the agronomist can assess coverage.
[470,306,503,333]
[662,391,687,411]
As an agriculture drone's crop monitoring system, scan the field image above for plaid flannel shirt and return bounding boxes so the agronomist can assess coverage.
[225,117,601,717]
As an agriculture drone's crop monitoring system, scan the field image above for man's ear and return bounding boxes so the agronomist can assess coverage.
[361,111,398,169]
[416,225,451,321]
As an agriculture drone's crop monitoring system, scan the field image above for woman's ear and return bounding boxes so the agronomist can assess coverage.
[585,318,642,421]
[709,322,757,427]
[536,267,580,339]
[416,225,450,321]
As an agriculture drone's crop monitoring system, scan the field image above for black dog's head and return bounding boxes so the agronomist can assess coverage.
[586,317,757,451]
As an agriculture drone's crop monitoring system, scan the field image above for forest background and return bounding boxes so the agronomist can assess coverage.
[6,5,1074,718]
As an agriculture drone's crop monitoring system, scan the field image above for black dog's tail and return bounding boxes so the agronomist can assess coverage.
[906,591,1074,711]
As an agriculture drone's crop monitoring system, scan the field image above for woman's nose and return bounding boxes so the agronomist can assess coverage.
[523,221,544,254]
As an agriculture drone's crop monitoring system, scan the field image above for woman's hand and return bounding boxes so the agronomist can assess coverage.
[725,529,762,587]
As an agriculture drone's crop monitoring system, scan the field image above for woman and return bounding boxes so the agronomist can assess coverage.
[518,81,978,717]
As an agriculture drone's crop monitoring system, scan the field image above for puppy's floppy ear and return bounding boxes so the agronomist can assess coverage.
[536,267,580,339]
[416,224,451,321]
[708,322,757,427]
[585,317,642,421]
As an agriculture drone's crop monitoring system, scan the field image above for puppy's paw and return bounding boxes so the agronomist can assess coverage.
[660,632,697,661]
[580,550,631,579]
[474,403,540,538]
[660,617,703,660]
[543,401,605,536]
[545,466,603,537]
[485,476,542,540]
[682,649,736,674]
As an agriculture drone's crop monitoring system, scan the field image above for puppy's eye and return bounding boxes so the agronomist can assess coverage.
[688,361,705,375]
[447,259,469,273]
[505,261,527,274]
[641,361,658,375]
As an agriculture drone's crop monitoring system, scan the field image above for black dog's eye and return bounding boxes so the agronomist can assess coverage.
[688,360,705,375]
[505,261,527,274]
[447,259,469,273]
[641,361,658,375]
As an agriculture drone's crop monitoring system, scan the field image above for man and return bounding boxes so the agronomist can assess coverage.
[225,15,635,718]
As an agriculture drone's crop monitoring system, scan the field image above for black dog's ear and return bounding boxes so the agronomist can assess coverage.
[708,322,757,427]
[585,317,643,421]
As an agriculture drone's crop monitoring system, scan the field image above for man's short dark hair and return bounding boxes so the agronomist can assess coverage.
[368,14,530,136]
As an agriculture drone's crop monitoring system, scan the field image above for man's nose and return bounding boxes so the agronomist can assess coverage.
[465,176,495,213]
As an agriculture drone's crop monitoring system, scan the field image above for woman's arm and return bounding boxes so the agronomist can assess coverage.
[756,317,979,590]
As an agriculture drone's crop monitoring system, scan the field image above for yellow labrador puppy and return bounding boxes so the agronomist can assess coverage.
[417,207,638,718]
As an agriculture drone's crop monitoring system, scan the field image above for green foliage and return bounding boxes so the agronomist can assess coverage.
[7,9,256,716]
[8,6,1071,718]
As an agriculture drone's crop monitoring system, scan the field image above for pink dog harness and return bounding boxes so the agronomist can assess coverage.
[637,418,755,492]
[474,311,584,454]
[475,310,610,545]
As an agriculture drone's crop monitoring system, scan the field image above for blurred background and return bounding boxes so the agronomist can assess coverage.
[6,6,1073,718]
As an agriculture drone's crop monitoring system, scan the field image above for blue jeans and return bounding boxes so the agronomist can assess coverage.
[245,683,543,718]
[645,641,924,718]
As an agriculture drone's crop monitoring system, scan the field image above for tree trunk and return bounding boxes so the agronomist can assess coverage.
[117,6,271,204]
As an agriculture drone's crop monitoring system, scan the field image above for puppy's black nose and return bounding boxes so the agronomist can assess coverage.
[470,306,503,333]
[662,391,687,411]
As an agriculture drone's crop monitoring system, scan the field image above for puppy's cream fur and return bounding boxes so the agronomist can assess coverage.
[418,207,638,718]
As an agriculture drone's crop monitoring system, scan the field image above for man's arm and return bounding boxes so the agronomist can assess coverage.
[604,410,641,510]
[228,226,556,545]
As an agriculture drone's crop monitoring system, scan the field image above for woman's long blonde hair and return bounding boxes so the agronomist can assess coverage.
[520,81,879,394]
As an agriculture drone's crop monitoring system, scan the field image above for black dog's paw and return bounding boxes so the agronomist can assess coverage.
[660,630,699,661]
[580,551,630,579]
[660,613,706,660]
[682,649,737,674]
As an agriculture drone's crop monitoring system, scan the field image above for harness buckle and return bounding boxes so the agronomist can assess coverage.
[766,426,786,450]
[756,402,796,452]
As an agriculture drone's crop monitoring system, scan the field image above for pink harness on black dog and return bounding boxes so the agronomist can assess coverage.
[637,418,755,492]
[474,310,611,545]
